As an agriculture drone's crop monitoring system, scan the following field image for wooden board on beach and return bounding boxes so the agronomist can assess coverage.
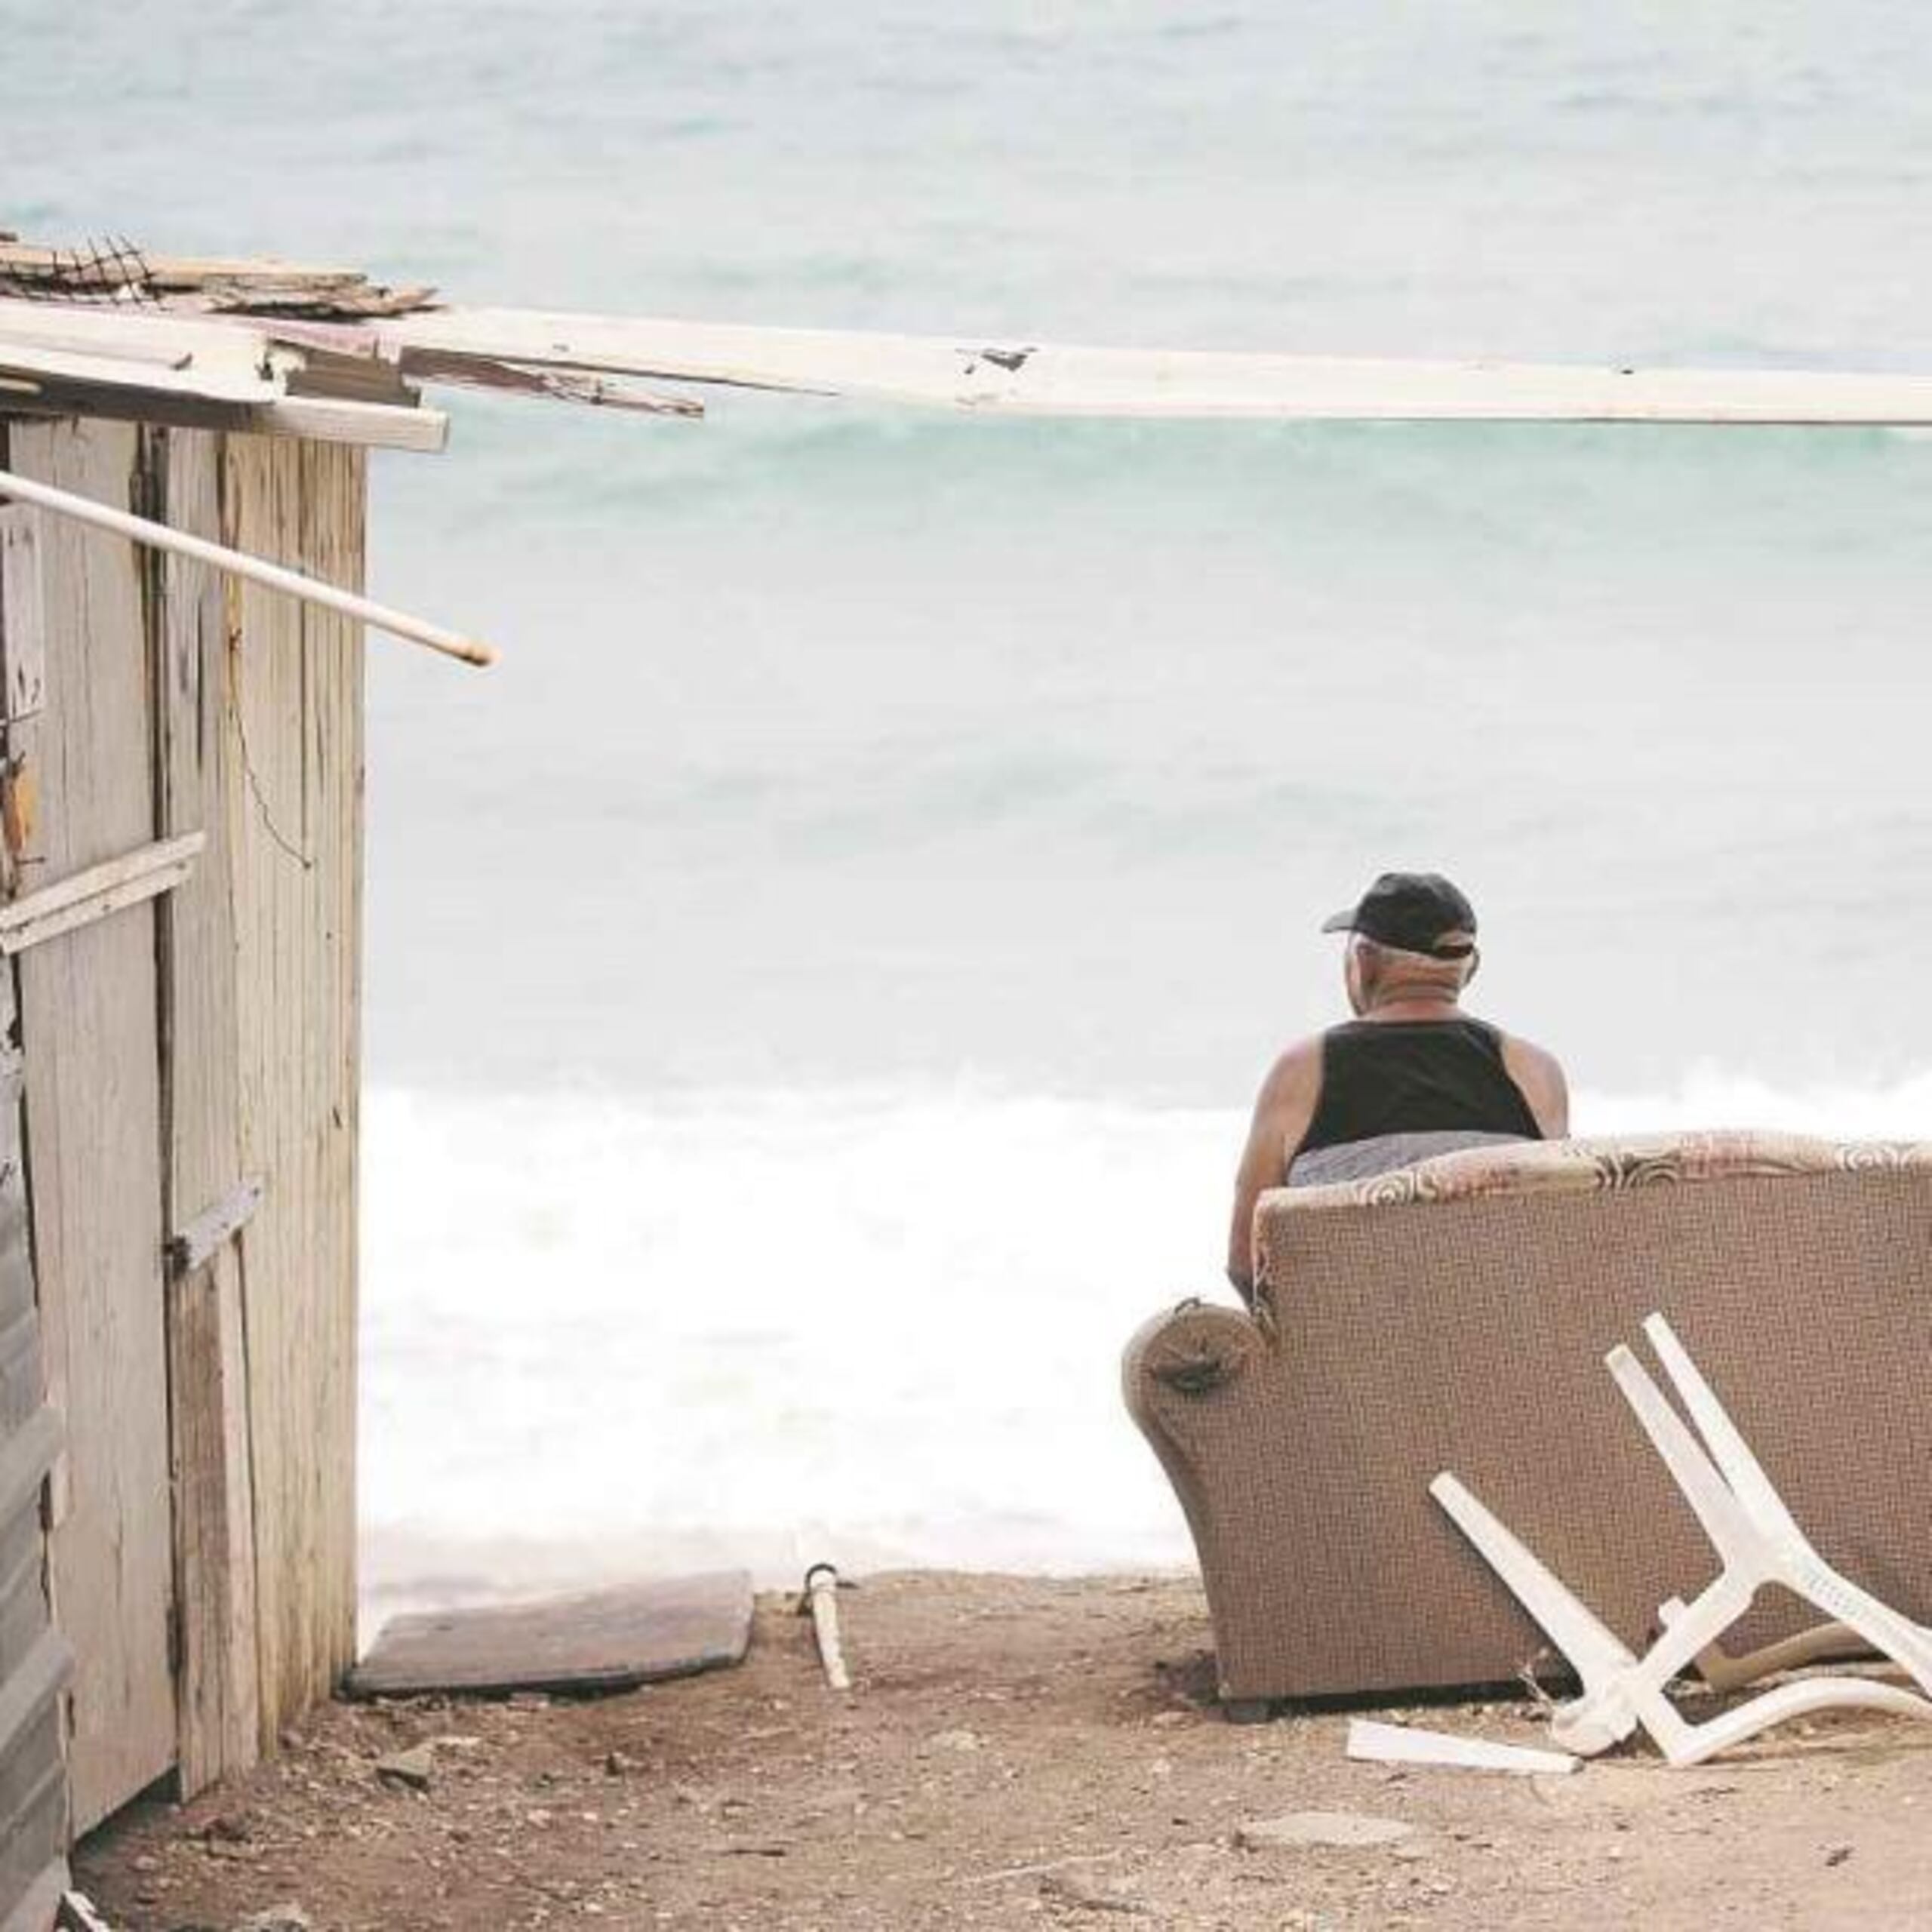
[346,1573,755,1698]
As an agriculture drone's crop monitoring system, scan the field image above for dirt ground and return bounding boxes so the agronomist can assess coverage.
[75,1571,1932,1930]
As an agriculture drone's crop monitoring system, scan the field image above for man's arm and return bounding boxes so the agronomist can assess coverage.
[1226,1040,1321,1302]
[1501,1034,1570,1139]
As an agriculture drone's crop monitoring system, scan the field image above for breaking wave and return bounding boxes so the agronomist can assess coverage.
[359,1069,1932,1625]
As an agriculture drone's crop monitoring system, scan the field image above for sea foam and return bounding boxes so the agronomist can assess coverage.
[360,1072,1932,1623]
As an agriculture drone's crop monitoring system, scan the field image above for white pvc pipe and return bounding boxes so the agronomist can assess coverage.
[803,1562,852,1692]
[0,464,497,669]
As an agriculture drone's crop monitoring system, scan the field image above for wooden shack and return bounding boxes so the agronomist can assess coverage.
[8,232,1932,1930]
[0,243,469,1925]
[0,416,369,1907]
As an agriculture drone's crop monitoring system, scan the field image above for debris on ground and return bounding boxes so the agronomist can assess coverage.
[69,1572,1932,1931]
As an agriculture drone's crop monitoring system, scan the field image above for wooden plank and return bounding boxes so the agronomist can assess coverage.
[164,1263,258,1795]
[8,418,177,1832]
[0,300,294,384]
[167,1176,264,1278]
[0,430,64,1932]
[0,1410,58,1533]
[0,503,42,903]
[0,1630,70,1763]
[0,832,202,955]
[381,306,1932,425]
[393,348,700,418]
[0,244,363,285]
[0,1715,67,1930]
[0,303,445,451]
[346,1574,754,1698]
[0,386,446,456]
[1,1861,69,1932]
[224,435,363,1745]
[0,511,42,724]
[155,427,260,1799]
[253,398,448,454]
[0,340,285,408]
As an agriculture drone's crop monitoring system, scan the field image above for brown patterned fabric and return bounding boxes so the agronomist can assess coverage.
[1272,1129,1932,1217]
[1123,1132,1932,1705]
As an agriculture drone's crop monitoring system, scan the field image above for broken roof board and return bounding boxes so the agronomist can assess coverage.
[375,307,1932,426]
[11,276,1932,432]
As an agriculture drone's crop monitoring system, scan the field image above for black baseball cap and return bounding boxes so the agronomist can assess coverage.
[1321,872,1478,959]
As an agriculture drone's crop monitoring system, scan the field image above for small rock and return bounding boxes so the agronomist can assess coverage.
[1826,1845,1854,1868]
[509,1691,552,1711]
[1235,1810,1416,1852]
[1038,1869,1150,1916]
[605,1750,638,1777]
[925,1728,982,1754]
[233,1906,312,1932]
[375,1743,436,1791]
[1149,1710,1188,1727]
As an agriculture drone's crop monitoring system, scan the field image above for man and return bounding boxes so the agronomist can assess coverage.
[1226,872,1568,1301]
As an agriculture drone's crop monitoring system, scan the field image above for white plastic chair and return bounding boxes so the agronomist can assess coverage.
[1429,1311,1932,1767]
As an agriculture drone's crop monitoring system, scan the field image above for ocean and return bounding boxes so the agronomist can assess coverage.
[7,1,1932,1620]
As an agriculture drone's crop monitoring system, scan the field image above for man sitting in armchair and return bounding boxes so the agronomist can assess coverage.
[1226,871,1569,1303]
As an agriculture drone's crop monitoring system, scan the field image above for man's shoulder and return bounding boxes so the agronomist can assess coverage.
[1492,1028,1571,1134]
[1494,1028,1567,1078]
[1257,1034,1324,1102]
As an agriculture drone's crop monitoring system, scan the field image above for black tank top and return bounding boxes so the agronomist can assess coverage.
[1297,1017,1542,1157]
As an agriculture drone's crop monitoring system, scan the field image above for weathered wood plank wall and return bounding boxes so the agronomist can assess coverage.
[0,416,368,1863]
[223,436,364,1743]
[0,445,71,1924]
[6,419,177,1835]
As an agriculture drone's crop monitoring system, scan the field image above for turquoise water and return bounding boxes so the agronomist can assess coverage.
[8,5,1932,1595]
[11,1,1932,1095]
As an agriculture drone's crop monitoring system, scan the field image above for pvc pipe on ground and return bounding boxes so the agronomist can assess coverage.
[803,1563,851,1692]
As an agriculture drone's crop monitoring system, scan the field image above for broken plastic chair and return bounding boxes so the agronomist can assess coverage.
[1659,1601,1863,1694]
[1429,1310,1932,1767]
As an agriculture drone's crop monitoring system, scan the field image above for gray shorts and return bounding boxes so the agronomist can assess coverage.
[1287,1130,1531,1189]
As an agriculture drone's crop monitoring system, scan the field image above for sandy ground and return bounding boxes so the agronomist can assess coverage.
[74,1571,1932,1930]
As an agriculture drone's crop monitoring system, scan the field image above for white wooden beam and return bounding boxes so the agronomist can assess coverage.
[254,396,449,453]
[378,306,1932,426]
[0,299,293,402]
[167,1177,266,1278]
[0,832,205,955]
[0,300,448,451]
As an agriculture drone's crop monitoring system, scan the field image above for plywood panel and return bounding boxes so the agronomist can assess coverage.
[5,419,175,1832]
[223,435,363,1740]
[0,423,69,1926]
[155,428,260,1797]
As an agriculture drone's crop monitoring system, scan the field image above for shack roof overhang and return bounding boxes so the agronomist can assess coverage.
[6,235,1932,440]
